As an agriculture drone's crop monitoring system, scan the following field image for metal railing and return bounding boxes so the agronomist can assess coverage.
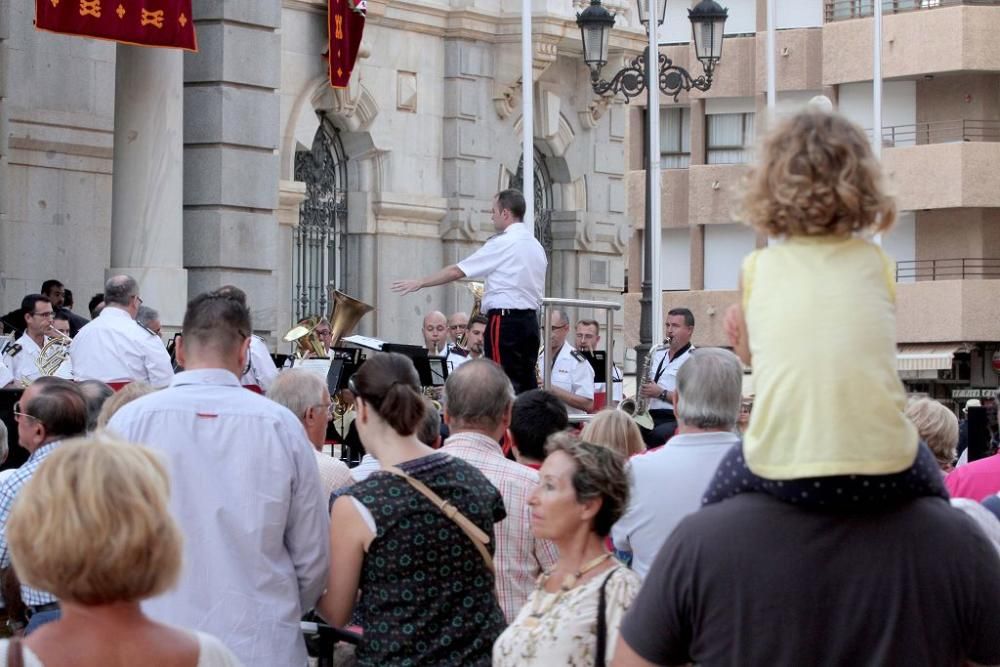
[871,119,1000,147]
[540,297,622,424]
[825,0,1000,22]
[895,258,1000,281]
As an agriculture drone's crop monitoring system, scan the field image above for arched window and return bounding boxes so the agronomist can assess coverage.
[293,116,348,321]
[513,147,554,258]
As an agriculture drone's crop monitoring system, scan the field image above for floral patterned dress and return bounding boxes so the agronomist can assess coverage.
[492,563,641,666]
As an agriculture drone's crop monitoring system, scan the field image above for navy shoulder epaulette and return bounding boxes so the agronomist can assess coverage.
[137,321,157,337]
[570,349,585,363]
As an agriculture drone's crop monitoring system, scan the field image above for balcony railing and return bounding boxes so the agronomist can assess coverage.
[895,258,1000,281]
[866,120,1000,147]
[825,0,1000,23]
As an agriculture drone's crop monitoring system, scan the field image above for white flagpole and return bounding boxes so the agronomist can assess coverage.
[521,0,534,226]
[873,0,883,245]
[766,0,776,117]
[648,0,662,339]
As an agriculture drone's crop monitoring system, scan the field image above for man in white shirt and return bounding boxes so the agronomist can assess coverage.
[215,285,279,393]
[575,318,623,407]
[107,291,329,667]
[638,307,696,446]
[5,295,55,384]
[392,189,547,393]
[268,369,353,502]
[69,275,173,388]
[612,348,743,578]
[538,309,595,416]
[421,310,448,356]
[446,314,487,371]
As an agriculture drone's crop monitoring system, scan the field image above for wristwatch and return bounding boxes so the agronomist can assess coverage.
[659,390,668,402]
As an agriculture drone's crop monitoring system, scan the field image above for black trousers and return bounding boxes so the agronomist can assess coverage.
[640,408,677,447]
[485,309,539,394]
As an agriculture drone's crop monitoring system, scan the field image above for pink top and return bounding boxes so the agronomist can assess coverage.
[946,454,1000,501]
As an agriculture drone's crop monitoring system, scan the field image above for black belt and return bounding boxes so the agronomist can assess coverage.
[486,308,536,316]
[648,409,675,418]
[26,602,59,619]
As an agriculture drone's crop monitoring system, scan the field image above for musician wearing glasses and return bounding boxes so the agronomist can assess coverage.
[4,295,55,384]
[70,275,173,388]
[392,189,547,393]
[447,311,469,346]
[538,309,595,416]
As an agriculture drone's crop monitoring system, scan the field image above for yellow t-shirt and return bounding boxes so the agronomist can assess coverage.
[742,236,917,479]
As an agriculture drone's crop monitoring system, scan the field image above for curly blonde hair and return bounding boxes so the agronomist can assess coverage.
[740,110,896,237]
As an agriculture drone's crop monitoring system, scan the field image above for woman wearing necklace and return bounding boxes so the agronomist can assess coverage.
[494,434,639,666]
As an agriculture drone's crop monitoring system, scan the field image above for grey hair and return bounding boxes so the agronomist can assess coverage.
[551,309,570,327]
[268,370,327,419]
[444,359,514,430]
[675,348,743,431]
[0,419,8,465]
[136,305,160,328]
[103,275,138,307]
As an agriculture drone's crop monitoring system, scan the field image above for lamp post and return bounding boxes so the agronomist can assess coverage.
[577,0,727,369]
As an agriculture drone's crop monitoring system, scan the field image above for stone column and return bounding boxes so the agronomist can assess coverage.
[182,1,282,339]
[110,45,187,327]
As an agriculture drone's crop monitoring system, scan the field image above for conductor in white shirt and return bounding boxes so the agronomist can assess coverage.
[69,275,173,388]
[392,189,547,393]
[107,292,329,667]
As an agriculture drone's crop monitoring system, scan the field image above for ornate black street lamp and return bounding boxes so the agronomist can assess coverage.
[577,0,727,367]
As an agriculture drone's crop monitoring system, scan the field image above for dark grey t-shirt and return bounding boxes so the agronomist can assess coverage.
[621,494,1000,667]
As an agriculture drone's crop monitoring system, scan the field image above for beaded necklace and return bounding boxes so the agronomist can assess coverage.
[522,552,612,628]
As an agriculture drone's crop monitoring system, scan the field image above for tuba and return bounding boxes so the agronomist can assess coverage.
[284,316,327,359]
[456,282,484,349]
[327,288,374,348]
[618,339,669,431]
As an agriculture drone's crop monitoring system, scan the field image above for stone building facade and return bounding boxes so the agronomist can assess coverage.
[0,0,649,354]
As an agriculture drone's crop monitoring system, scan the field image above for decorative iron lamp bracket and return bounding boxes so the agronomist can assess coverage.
[589,48,714,103]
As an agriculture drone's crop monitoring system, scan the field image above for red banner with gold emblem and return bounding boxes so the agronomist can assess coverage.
[328,0,365,88]
[35,0,197,51]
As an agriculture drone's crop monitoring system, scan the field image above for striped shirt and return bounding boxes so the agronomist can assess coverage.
[0,441,62,606]
[442,432,558,621]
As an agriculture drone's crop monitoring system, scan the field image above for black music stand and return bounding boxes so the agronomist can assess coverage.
[580,351,608,384]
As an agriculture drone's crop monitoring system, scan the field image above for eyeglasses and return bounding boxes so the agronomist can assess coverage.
[12,402,38,423]
[30,311,54,319]
[132,295,144,306]
[316,330,333,337]
[547,324,568,332]
[448,324,467,331]
[310,403,335,419]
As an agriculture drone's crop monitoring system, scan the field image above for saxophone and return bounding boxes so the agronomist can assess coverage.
[619,339,669,430]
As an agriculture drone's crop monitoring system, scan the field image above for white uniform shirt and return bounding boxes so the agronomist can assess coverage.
[0,357,11,388]
[446,348,471,373]
[596,364,624,403]
[646,344,694,411]
[107,369,329,667]
[70,307,173,387]
[539,344,595,416]
[456,222,547,312]
[240,336,279,392]
[6,334,43,384]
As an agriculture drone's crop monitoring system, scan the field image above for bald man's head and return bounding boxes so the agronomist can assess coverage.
[422,311,447,354]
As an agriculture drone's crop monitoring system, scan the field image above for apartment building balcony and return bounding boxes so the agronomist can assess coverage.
[822,1,1000,84]
[880,120,1000,210]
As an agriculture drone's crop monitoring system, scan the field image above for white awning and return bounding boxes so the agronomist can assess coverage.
[896,344,971,372]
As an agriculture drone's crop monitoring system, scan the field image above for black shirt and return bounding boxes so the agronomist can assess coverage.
[621,493,1000,667]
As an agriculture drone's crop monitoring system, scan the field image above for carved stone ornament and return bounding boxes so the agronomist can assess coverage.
[579,93,614,130]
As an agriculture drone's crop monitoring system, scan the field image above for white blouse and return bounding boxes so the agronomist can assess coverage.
[493,564,641,666]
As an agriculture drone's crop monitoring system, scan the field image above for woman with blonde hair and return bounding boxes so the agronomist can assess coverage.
[905,397,958,472]
[1,436,240,666]
[580,409,645,457]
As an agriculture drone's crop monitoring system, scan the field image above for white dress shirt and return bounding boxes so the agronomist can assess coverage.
[539,344,595,416]
[0,357,11,388]
[240,336,279,392]
[70,306,173,386]
[108,369,329,667]
[456,222,547,312]
[611,430,739,578]
[646,344,694,411]
[6,334,43,384]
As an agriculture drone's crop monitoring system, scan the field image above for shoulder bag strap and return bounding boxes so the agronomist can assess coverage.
[7,637,23,667]
[383,466,495,574]
[595,567,618,667]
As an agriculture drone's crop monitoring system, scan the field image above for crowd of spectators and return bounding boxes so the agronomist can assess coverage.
[0,108,998,667]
